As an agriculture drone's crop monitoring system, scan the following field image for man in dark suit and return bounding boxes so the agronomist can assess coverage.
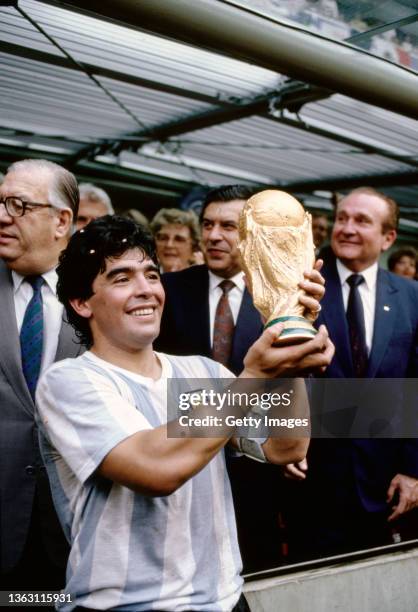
[157,185,263,375]
[0,159,81,589]
[157,186,273,571]
[284,187,418,559]
[156,185,324,572]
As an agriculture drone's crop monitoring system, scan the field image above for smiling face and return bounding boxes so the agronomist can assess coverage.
[331,192,397,272]
[393,255,416,279]
[201,199,245,278]
[0,168,72,274]
[71,249,165,360]
[155,223,194,273]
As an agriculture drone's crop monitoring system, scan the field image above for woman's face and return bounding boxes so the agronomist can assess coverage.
[155,223,194,273]
[393,255,416,279]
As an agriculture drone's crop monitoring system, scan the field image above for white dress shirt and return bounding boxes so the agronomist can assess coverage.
[12,268,64,374]
[336,259,378,354]
[208,270,245,347]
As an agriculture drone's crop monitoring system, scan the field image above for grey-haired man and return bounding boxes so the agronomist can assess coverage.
[0,159,81,589]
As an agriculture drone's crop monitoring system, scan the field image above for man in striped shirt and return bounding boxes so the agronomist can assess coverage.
[36,215,333,611]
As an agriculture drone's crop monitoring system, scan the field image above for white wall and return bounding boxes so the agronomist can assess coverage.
[244,547,418,612]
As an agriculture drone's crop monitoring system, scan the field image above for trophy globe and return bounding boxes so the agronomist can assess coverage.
[238,189,317,345]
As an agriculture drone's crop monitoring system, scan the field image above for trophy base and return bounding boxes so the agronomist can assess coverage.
[265,316,317,346]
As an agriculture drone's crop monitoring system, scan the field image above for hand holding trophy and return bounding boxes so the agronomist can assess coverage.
[238,189,317,345]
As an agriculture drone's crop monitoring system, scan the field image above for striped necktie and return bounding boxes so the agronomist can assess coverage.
[20,275,44,399]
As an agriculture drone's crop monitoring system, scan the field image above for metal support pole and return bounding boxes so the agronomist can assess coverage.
[46,0,418,119]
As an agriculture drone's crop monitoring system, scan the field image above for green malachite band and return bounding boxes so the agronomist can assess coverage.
[265,316,309,329]
[276,328,316,337]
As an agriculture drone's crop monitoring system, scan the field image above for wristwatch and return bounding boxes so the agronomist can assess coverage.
[236,436,268,463]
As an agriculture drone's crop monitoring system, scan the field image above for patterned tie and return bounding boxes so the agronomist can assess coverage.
[20,275,44,399]
[212,280,235,367]
[346,274,368,377]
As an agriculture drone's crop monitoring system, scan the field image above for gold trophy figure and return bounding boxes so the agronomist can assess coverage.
[238,189,316,345]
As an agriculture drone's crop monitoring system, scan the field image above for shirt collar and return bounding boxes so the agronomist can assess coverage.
[336,259,378,291]
[12,267,58,295]
[208,269,245,294]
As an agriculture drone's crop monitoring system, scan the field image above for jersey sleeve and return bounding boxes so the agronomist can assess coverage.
[36,360,152,484]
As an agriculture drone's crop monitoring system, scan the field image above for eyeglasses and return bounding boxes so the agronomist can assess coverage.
[0,197,53,218]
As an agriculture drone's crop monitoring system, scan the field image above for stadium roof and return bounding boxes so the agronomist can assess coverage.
[0,0,417,239]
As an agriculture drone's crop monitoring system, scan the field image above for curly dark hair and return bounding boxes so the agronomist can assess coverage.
[57,215,158,347]
[388,246,417,272]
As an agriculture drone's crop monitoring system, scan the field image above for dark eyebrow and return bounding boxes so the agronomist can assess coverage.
[202,216,237,225]
[146,263,160,274]
[105,266,134,281]
[105,263,159,281]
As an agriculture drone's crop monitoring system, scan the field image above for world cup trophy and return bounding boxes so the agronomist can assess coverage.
[238,189,316,345]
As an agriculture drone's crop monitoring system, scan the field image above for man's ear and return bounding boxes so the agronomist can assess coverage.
[69,297,92,319]
[382,229,397,252]
[55,208,73,239]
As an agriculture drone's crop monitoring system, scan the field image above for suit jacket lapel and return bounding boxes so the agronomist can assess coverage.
[320,258,354,376]
[368,269,397,377]
[185,266,211,356]
[231,288,262,372]
[0,263,34,411]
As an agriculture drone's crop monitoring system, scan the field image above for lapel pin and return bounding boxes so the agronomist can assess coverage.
[383,305,390,312]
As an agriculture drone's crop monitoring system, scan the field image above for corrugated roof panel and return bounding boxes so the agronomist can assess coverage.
[173,116,413,181]
[304,95,418,156]
[116,135,413,187]
[97,77,213,121]
[0,133,80,155]
[13,0,282,100]
[0,0,417,220]
[0,54,135,138]
[172,145,412,182]
[114,151,258,186]
[0,5,65,57]
[186,119,342,148]
[0,52,213,140]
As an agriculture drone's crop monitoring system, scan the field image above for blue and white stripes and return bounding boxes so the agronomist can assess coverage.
[36,351,242,611]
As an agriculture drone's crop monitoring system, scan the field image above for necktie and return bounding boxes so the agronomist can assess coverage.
[346,274,368,377]
[212,280,235,367]
[20,276,44,399]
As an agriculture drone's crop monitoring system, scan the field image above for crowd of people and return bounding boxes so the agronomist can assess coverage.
[246,0,418,67]
[0,159,417,611]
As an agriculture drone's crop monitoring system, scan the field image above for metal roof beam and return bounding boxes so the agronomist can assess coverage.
[134,82,330,141]
[0,144,193,192]
[65,83,331,165]
[66,95,268,165]
[44,0,418,120]
[347,13,418,46]
[283,171,418,192]
[1,145,416,215]
[67,92,418,171]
